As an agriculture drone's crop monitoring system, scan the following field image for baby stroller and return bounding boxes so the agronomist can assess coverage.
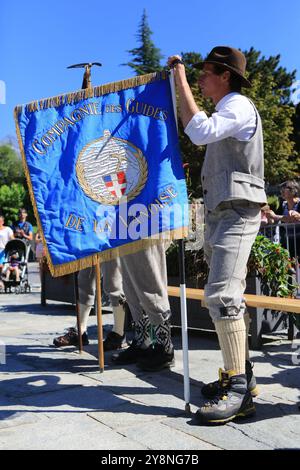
[1,239,31,294]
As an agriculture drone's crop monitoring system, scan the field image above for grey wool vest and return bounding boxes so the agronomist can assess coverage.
[201,99,267,211]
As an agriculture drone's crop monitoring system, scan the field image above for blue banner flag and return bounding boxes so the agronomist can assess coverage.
[15,72,188,277]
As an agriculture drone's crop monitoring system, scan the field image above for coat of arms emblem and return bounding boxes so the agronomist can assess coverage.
[76,130,148,205]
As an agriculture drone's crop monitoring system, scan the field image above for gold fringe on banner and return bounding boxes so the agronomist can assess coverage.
[16,71,168,114]
[48,227,188,278]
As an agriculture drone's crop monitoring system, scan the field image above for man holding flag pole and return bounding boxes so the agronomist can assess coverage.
[168,46,267,425]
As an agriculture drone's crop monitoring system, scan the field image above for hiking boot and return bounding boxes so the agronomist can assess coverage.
[103,331,125,351]
[195,372,256,425]
[111,340,147,365]
[137,343,175,372]
[201,369,230,399]
[201,360,259,399]
[53,328,89,347]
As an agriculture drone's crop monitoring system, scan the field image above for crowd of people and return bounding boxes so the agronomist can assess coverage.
[1,45,300,426]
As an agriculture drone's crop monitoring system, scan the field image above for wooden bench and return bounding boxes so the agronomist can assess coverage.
[167,286,300,314]
[168,286,300,349]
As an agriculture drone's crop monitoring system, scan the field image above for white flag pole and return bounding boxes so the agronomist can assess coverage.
[169,69,191,414]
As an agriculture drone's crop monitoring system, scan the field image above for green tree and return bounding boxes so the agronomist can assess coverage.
[244,49,299,183]
[0,144,35,225]
[246,74,298,184]
[0,183,27,225]
[124,9,163,75]
[244,47,297,105]
[292,102,300,157]
[0,145,24,186]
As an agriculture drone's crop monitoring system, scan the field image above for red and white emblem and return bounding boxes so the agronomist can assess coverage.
[103,171,127,199]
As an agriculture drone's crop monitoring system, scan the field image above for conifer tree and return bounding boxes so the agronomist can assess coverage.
[124,9,163,75]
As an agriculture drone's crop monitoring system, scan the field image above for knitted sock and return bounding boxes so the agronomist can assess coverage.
[74,303,92,334]
[215,318,246,375]
[134,313,151,349]
[154,319,173,354]
[112,304,125,337]
[244,311,251,361]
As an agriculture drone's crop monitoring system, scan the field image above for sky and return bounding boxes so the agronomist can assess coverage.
[1,0,300,141]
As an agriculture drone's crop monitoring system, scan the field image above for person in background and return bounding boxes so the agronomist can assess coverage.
[0,213,14,290]
[12,208,33,243]
[266,180,300,259]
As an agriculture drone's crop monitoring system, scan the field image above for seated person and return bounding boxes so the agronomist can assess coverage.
[2,250,21,282]
[0,214,14,290]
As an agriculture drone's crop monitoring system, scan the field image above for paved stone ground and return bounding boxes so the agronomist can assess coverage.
[0,263,299,450]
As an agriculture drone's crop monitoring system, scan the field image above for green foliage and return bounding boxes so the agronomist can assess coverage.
[248,234,300,332]
[267,194,280,212]
[124,10,163,75]
[246,74,299,184]
[244,47,297,105]
[248,235,297,298]
[0,145,35,225]
[243,49,299,183]
[0,183,27,225]
[0,145,24,186]
[292,102,300,156]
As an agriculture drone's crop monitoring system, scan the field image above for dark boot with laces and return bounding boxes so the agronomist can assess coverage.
[196,371,256,425]
[201,360,259,399]
[53,327,89,347]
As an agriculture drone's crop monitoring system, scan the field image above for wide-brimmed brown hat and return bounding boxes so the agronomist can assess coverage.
[193,46,251,88]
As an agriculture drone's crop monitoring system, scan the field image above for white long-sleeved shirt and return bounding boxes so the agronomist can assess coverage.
[184,92,257,145]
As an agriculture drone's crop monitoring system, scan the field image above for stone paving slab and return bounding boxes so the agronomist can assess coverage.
[161,416,272,450]
[87,373,196,418]
[0,414,146,450]
[88,401,182,430]
[120,421,221,450]
[228,405,300,450]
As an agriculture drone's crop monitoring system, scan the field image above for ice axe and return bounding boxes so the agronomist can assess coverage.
[67,62,102,89]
